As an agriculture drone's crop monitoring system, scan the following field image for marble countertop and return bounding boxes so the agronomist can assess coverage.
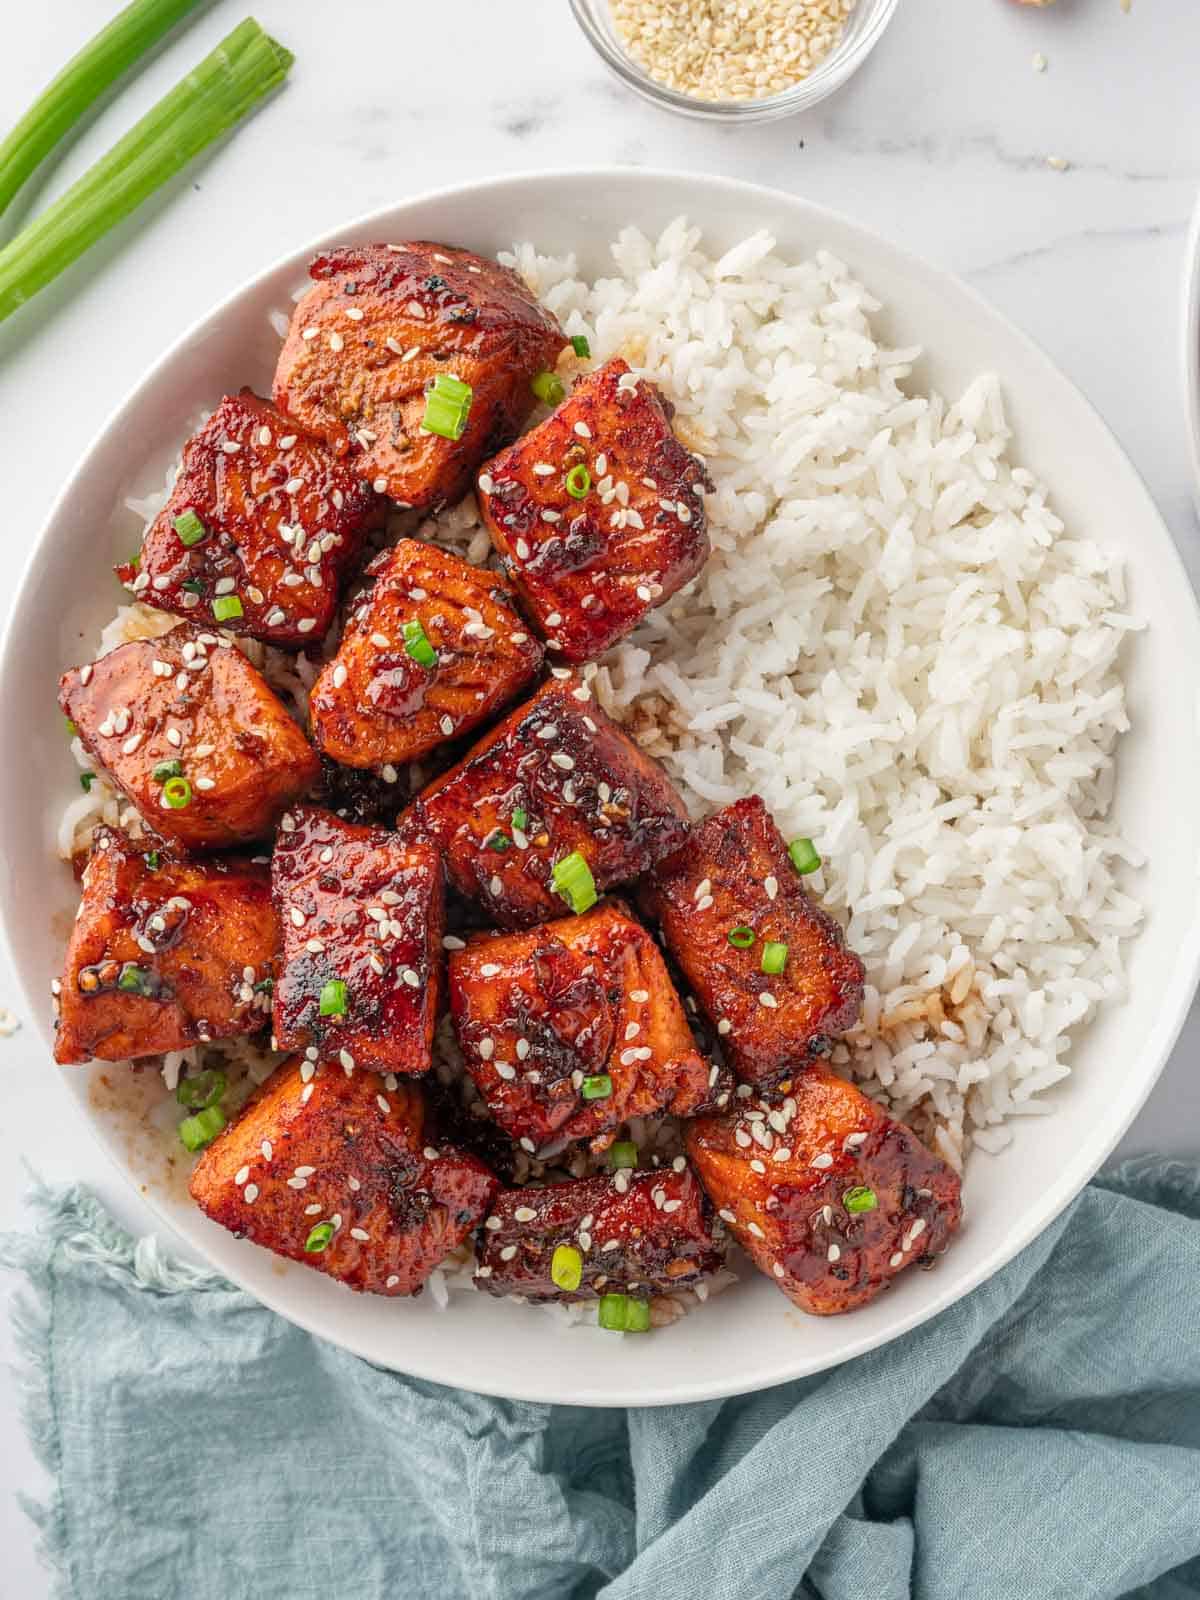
[2,0,1199,1590]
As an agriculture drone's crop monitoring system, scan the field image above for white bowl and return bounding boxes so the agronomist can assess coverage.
[5,169,1200,1408]
[1183,188,1200,521]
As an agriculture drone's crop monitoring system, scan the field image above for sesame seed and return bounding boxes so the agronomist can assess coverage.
[485,1216,502,1231]
[479,1038,495,1059]
[478,473,495,493]
[811,1152,834,1169]
[515,539,530,560]
[305,1203,322,1216]
[890,1251,904,1268]
[480,962,500,977]
[443,935,466,951]
[287,1177,307,1190]
[235,1165,250,1185]
[662,1198,682,1214]
[440,715,454,736]
[748,1221,765,1238]
[500,1245,518,1261]
[758,992,778,1008]
[511,632,528,644]
[551,751,574,770]
[243,1184,259,1203]
[474,1266,491,1279]
[717,1018,732,1035]
[289,907,305,927]
[519,1138,536,1153]
[909,1217,927,1241]
[573,421,592,439]
[300,1061,315,1083]
[350,1228,370,1241]
[514,1206,536,1222]
[772,1261,785,1279]
[298,618,316,633]
[376,1095,391,1114]
[764,875,779,901]
[489,875,503,896]
[329,331,345,352]
[339,1049,355,1071]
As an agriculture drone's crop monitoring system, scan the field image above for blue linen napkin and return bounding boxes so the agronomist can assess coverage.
[4,1157,1200,1600]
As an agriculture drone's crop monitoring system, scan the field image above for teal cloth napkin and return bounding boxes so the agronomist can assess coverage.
[4,1157,1200,1600]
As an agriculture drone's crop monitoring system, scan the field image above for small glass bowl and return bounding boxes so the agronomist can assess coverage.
[568,0,901,123]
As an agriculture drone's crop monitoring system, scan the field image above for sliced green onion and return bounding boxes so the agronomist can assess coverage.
[79,771,95,792]
[598,1293,651,1333]
[173,508,207,547]
[402,617,437,668]
[0,19,294,326]
[64,717,78,736]
[761,941,788,976]
[0,0,202,219]
[843,1185,878,1215]
[178,1104,225,1152]
[152,758,183,783]
[304,1222,334,1253]
[163,776,192,809]
[117,963,154,995]
[488,832,511,853]
[144,850,161,870]
[127,552,141,573]
[570,334,591,359]
[551,851,597,915]
[788,837,821,875]
[253,976,274,994]
[319,979,347,1017]
[421,372,473,441]
[176,1067,227,1110]
[530,370,565,407]
[181,578,205,595]
[550,1243,583,1292]
[565,463,591,499]
[581,1074,612,1101]
[608,1141,638,1171]
[727,925,755,949]
[212,594,244,622]
[512,807,528,832]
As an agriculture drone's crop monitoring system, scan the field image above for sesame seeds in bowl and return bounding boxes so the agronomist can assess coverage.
[568,0,901,122]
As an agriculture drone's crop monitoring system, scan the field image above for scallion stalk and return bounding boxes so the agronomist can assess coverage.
[0,18,293,324]
[0,0,202,219]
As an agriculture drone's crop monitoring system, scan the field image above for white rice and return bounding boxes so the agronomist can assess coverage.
[60,219,1144,1315]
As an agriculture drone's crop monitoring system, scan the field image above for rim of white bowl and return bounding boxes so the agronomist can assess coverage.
[1182,188,1200,522]
[4,167,1200,1405]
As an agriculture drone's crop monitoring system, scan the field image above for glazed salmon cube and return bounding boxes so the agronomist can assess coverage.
[273,242,566,511]
[475,1167,723,1302]
[685,1067,962,1315]
[308,539,542,771]
[60,624,320,851]
[54,826,278,1064]
[271,805,443,1075]
[477,358,711,662]
[190,1066,497,1296]
[642,797,864,1091]
[116,392,384,646]
[449,900,728,1156]
[399,676,689,928]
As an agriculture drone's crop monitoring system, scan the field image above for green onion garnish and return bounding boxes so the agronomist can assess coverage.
[581,1074,612,1101]
[530,370,564,407]
[178,1104,225,1152]
[788,837,821,875]
[181,578,205,595]
[173,508,207,547]
[761,941,788,976]
[319,979,347,1017]
[144,850,160,870]
[402,617,437,668]
[117,963,154,995]
[608,1141,638,1171]
[551,851,597,915]
[212,594,244,622]
[421,372,473,441]
[598,1293,651,1333]
[253,976,274,994]
[304,1222,334,1253]
[512,807,528,832]
[550,1243,583,1292]
[176,1067,227,1110]
[162,776,191,809]
[727,925,754,949]
[152,758,183,783]
[127,552,141,573]
[64,717,78,736]
[79,771,95,792]
[488,833,511,853]
[570,334,590,359]
[843,1185,877,1215]
[0,19,293,326]
[565,463,591,499]
[0,0,203,220]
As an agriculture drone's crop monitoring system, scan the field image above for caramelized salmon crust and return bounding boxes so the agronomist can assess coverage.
[477,357,711,662]
[686,1066,962,1315]
[190,1065,497,1296]
[54,826,278,1064]
[273,242,566,512]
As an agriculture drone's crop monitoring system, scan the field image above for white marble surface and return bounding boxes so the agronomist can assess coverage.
[2,0,1199,1591]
